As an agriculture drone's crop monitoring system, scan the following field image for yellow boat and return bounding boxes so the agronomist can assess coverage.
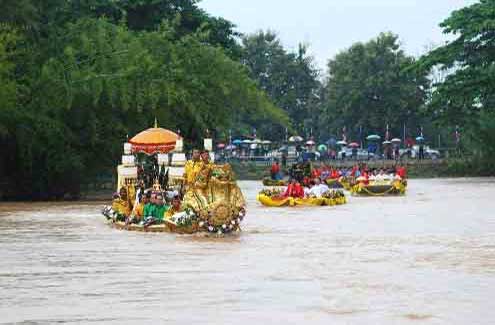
[256,193,347,207]
[350,180,407,196]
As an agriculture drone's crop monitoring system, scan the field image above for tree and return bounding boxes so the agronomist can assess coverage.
[321,32,429,141]
[241,31,320,137]
[0,8,287,199]
[416,0,495,162]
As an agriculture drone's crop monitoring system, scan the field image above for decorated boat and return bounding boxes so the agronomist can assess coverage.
[102,123,246,235]
[256,188,347,207]
[350,179,407,196]
[262,177,288,187]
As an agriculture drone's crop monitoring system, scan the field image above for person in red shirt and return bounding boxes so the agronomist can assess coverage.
[330,168,339,179]
[311,167,321,179]
[284,179,305,198]
[361,171,370,185]
[396,165,407,179]
[270,160,281,180]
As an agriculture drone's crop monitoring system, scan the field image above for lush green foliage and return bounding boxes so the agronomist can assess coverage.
[242,31,320,137]
[320,32,429,140]
[0,1,286,199]
[1,0,493,199]
[416,0,495,162]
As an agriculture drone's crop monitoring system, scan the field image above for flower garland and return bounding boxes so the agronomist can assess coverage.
[259,188,283,197]
[168,208,199,227]
[101,206,126,222]
[321,189,345,199]
[198,207,246,235]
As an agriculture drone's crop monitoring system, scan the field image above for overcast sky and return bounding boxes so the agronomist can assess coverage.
[199,0,477,72]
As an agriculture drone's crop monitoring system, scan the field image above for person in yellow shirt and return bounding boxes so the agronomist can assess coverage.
[164,195,183,220]
[112,187,131,219]
[184,149,202,187]
[131,191,150,223]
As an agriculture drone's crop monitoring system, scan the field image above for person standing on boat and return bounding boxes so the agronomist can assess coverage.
[184,149,202,188]
[200,150,212,166]
[270,159,281,180]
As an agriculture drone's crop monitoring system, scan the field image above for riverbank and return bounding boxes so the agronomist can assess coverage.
[230,158,491,180]
[1,158,491,201]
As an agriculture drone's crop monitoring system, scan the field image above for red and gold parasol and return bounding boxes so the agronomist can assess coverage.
[129,120,181,155]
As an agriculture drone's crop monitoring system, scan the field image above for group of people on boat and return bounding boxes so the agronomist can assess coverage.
[110,149,214,227]
[279,177,330,199]
[110,183,183,226]
[270,160,407,186]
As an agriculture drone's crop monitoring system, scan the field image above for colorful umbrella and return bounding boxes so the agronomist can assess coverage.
[289,136,304,142]
[317,144,328,151]
[337,140,347,146]
[382,140,392,145]
[226,144,236,150]
[416,136,425,142]
[366,134,381,141]
[391,138,402,143]
[348,142,360,148]
[232,139,242,145]
[306,140,316,146]
[217,143,226,149]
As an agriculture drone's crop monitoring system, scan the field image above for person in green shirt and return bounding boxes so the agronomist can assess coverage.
[153,194,169,222]
[143,193,169,227]
[143,192,156,221]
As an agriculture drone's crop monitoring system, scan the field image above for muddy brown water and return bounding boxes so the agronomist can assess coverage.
[0,179,494,324]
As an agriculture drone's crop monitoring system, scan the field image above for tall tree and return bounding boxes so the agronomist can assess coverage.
[241,31,320,137]
[321,32,429,141]
[415,0,495,170]
[0,4,286,199]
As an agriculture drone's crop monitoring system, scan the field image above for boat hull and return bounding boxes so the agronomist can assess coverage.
[107,220,240,234]
[257,194,346,207]
[350,182,406,196]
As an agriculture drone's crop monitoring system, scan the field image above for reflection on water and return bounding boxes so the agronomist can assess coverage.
[1,179,495,324]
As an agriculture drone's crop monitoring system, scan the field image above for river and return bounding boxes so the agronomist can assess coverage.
[1,179,494,324]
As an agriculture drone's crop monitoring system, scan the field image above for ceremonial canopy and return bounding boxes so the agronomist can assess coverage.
[129,127,181,155]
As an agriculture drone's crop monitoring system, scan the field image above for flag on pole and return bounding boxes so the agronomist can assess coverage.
[359,125,363,148]
[455,125,461,145]
[342,126,347,142]
[385,124,390,141]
